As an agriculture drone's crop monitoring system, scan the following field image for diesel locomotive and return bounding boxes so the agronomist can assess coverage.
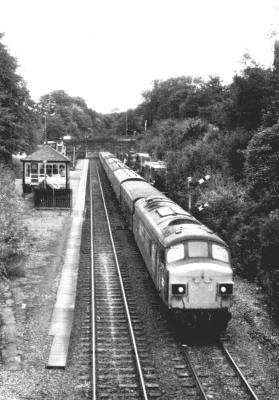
[99,152,233,330]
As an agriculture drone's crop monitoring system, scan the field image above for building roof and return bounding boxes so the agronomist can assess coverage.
[22,144,71,163]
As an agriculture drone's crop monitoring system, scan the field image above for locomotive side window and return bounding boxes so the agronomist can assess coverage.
[212,244,229,263]
[167,244,184,263]
[188,241,208,258]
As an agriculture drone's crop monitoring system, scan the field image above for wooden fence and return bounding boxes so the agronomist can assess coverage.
[33,188,72,208]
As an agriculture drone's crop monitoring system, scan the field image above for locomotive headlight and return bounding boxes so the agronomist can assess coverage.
[172,284,186,295]
[218,283,233,296]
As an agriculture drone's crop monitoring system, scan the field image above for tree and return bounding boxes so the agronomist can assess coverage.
[0,33,39,155]
[262,40,279,127]
[226,66,272,130]
[141,77,198,123]
[36,90,108,141]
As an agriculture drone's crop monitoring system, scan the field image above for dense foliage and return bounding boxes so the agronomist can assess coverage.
[0,33,40,157]
[0,168,27,277]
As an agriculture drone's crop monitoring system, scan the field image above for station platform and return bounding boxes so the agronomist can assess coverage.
[46,159,89,369]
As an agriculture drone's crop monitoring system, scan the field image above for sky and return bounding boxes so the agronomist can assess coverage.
[1,0,279,114]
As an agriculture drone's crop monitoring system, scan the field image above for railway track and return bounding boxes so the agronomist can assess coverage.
[90,161,160,399]
[181,340,264,399]
[85,158,270,400]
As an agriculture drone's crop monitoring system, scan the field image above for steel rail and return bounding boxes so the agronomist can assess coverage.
[96,166,149,400]
[90,163,97,400]
[219,342,259,400]
[181,344,208,400]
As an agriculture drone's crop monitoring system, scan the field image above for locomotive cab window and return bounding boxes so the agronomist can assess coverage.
[167,244,184,263]
[212,244,229,263]
[188,241,208,258]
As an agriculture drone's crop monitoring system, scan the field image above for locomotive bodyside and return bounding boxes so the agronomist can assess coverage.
[133,197,233,325]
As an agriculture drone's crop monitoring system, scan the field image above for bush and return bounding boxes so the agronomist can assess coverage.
[245,123,279,203]
[0,168,28,266]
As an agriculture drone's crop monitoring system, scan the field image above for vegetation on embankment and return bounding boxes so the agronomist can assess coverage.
[0,168,28,279]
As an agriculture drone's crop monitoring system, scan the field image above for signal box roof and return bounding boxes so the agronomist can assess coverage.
[22,144,71,163]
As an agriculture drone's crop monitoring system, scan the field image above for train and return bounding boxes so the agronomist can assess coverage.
[99,152,233,330]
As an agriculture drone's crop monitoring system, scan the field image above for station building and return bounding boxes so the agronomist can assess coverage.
[21,144,71,194]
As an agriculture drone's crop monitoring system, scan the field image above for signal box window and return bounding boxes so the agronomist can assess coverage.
[46,164,52,176]
[59,164,65,176]
[39,164,44,176]
[188,241,208,258]
[167,244,184,263]
[212,244,229,263]
[25,164,31,177]
[53,164,59,175]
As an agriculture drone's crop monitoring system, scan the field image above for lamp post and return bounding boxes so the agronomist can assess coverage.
[39,94,55,144]
[43,160,47,189]
[85,128,92,158]
[44,115,47,144]
[187,177,192,212]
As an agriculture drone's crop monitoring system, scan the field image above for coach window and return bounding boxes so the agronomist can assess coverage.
[188,241,208,258]
[212,244,229,263]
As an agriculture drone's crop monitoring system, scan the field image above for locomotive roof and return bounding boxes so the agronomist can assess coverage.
[135,196,227,248]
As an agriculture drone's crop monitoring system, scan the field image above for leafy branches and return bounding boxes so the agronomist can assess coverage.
[0,168,27,261]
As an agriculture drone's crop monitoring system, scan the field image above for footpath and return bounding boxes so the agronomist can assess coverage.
[46,159,88,368]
